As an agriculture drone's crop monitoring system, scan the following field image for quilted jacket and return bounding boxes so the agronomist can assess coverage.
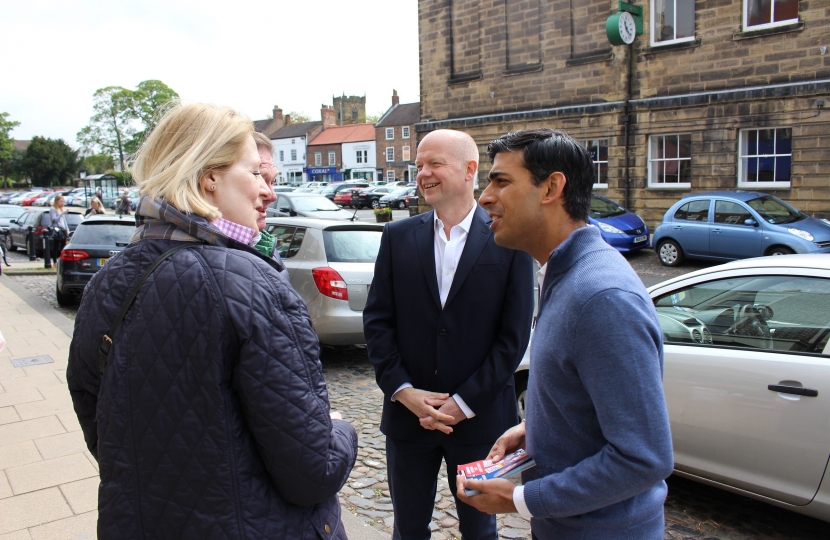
[67,204,357,540]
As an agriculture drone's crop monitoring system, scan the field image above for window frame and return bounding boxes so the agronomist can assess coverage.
[402,146,411,162]
[329,151,336,166]
[314,152,322,166]
[738,127,792,189]
[386,170,395,181]
[290,149,297,161]
[386,128,395,140]
[386,147,395,162]
[402,126,411,139]
[650,0,696,47]
[581,139,609,189]
[743,0,799,31]
[647,133,693,189]
[278,150,284,162]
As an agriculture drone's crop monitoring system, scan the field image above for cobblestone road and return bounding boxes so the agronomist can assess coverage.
[7,249,829,539]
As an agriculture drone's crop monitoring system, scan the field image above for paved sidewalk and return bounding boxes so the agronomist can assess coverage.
[0,275,387,540]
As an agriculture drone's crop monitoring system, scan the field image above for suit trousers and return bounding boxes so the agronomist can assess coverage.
[386,435,497,540]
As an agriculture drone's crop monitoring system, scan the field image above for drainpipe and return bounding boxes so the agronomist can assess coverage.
[623,43,634,210]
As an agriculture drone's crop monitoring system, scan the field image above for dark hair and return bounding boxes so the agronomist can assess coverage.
[486,128,594,221]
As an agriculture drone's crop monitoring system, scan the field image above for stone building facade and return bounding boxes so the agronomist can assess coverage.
[375,90,420,183]
[333,94,367,125]
[417,0,830,225]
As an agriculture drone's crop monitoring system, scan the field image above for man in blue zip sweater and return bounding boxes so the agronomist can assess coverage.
[458,128,674,539]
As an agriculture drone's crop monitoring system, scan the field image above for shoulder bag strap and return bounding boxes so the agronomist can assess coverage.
[98,242,202,375]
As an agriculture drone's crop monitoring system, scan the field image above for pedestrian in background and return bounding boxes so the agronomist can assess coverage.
[364,128,534,540]
[84,197,105,217]
[48,194,69,259]
[116,190,131,215]
[67,102,357,539]
[459,128,673,540]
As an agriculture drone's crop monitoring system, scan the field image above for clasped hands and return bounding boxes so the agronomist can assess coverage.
[395,387,467,435]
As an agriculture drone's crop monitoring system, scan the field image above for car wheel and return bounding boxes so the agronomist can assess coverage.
[397,201,406,210]
[4,234,15,252]
[371,199,379,209]
[514,372,528,422]
[657,239,684,267]
[767,245,795,256]
[56,283,75,307]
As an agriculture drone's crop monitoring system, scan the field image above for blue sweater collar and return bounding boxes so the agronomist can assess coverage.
[542,226,606,284]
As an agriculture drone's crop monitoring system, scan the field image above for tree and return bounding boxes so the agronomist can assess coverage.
[77,80,179,170]
[365,112,384,123]
[20,136,80,187]
[287,111,312,123]
[80,153,115,175]
[77,86,135,172]
[0,112,20,186]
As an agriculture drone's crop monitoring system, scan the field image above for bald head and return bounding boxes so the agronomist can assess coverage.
[419,129,479,170]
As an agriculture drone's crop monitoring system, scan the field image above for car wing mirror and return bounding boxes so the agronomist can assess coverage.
[289,210,297,217]
[744,218,758,227]
[9,219,15,224]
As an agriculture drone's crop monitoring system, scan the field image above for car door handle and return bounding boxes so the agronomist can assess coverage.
[711,228,721,233]
[673,225,682,229]
[768,384,818,397]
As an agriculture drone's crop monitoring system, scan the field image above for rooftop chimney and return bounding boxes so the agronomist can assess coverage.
[272,105,285,130]
[321,105,336,128]
[284,114,292,126]
[392,90,399,106]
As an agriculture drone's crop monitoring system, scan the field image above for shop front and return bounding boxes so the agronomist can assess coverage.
[305,166,342,183]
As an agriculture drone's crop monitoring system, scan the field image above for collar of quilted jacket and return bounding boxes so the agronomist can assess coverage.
[131,195,286,271]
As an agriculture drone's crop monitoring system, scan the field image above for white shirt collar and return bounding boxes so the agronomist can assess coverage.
[433,202,477,238]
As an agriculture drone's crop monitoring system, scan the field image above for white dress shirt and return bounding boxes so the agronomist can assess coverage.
[392,203,479,419]
[511,259,549,519]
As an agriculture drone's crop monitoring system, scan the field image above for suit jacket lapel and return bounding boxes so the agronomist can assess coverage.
[444,205,490,308]
[414,211,442,308]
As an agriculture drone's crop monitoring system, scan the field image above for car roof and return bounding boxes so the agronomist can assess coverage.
[265,217,383,229]
[679,190,769,202]
[280,192,328,198]
[80,214,137,224]
[648,254,830,292]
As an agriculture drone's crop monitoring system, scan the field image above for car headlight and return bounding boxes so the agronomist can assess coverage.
[788,228,814,241]
[597,222,623,234]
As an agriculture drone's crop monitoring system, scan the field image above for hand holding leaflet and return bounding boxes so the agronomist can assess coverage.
[457,449,536,496]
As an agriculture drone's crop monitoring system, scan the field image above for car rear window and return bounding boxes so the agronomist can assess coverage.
[322,228,382,263]
[71,222,135,246]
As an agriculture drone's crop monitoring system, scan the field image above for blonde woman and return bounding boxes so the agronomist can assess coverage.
[84,196,105,217]
[48,195,69,258]
[67,103,357,539]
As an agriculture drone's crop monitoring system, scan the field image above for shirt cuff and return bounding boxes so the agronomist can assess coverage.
[513,485,533,519]
[452,393,475,419]
[391,382,413,402]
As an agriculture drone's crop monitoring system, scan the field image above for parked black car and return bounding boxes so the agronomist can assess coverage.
[5,208,83,256]
[320,182,370,202]
[0,204,26,240]
[56,214,136,305]
[378,187,417,210]
[350,186,395,209]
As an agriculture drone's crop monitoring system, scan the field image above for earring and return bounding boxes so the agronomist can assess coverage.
[210,185,216,191]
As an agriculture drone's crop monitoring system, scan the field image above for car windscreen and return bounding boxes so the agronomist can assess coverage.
[746,196,804,225]
[292,196,341,212]
[0,207,24,218]
[389,187,411,196]
[590,196,626,218]
[322,228,382,263]
[70,222,136,246]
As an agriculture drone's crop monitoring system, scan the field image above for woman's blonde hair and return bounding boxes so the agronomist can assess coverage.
[130,102,254,220]
[90,197,102,207]
[51,195,64,209]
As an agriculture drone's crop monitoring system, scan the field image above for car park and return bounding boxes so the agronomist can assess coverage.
[5,208,83,256]
[0,192,21,204]
[378,187,417,209]
[264,217,384,345]
[21,190,51,206]
[56,214,136,306]
[588,193,650,253]
[8,192,29,205]
[653,191,830,266]
[265,193,358,220]
[647,254,830,522]
[0,204,26,240]
[350,186,395,209]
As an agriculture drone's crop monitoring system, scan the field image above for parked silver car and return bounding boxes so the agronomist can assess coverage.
[648,254,830,522]
[264,217,384,345]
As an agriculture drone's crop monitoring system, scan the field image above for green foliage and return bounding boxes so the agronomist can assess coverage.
[0,112,21,185]
[80,154,115,175]
[77,80,179,170]
[374,206,392,215]
[20,136,80,187]
[109,171,133,186]
[287,111,312,124]
[365,112,384,123]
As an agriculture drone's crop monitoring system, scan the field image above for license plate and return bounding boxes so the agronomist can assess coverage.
[98,258,109,266]
[634,235,647,243]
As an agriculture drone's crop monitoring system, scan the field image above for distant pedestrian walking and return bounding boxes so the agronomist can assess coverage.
[116,191,131,215]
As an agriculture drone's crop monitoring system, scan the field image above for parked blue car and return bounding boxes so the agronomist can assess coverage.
[652,191,830,266]
[589,194,650,253]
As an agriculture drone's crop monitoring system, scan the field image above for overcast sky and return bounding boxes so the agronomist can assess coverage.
[1,0,420,149]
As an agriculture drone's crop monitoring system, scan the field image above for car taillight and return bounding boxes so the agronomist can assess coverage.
[311,267,349,300]
[60,250,89,262]
[35,225,47,235]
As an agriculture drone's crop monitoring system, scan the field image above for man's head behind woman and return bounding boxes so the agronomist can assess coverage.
[131,103,253,221]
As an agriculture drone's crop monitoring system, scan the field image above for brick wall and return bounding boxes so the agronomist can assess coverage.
[307,144,341,169]
[375,125,417,182]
